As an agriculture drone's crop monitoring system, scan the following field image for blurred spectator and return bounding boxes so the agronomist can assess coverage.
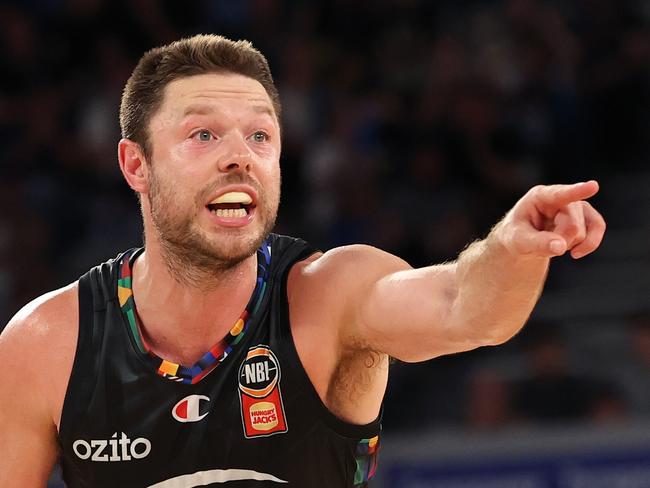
[465,369,515,430]
[588,380,628,424]
[619,312,650,418]
[513,324,614,423]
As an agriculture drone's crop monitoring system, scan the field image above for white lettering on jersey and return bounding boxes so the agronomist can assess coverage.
[244,364,257,384]
[72,432,151,462]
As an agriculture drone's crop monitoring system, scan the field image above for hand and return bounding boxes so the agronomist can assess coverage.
[497,181,606,259]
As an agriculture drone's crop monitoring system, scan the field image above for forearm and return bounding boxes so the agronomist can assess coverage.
[352,231,548,361]
[449,222,550,345]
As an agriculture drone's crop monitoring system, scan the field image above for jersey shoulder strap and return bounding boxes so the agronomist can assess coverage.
[58,250,134,441]
[267,233,318,279]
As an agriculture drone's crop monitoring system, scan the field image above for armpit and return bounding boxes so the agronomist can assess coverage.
[325,347,389,425]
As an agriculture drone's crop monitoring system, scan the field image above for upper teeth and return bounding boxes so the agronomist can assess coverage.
[210,192,253,205]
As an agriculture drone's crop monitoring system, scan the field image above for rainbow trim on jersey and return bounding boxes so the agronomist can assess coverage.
[354,435,380,485]
[117,240,272,385]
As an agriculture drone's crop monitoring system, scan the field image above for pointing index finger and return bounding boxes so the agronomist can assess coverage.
[534,180,599,212]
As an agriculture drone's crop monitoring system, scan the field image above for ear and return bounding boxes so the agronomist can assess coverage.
[118,139,149,194]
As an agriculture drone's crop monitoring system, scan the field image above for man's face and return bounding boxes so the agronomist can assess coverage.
[144,72,281,271]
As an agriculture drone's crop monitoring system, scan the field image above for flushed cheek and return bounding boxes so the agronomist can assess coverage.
[256,144,281,174]
[257,165,280,194]
[169,142,212,167]
[252,143,279,160]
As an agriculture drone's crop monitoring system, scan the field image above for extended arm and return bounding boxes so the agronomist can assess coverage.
[324,181,606,362]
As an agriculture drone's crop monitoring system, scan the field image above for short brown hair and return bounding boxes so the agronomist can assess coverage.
[119,34,281,159]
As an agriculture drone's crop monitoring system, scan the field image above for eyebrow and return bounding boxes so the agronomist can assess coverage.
[181,103,275,119]
[252,105,276,118]
[182,104,215,117]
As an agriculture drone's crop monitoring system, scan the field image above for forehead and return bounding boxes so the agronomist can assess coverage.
[157,73,274,120]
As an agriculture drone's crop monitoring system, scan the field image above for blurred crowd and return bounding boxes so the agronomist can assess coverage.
[1,0,649,435]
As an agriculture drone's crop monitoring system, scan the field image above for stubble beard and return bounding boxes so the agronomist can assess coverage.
[147,170,278,290]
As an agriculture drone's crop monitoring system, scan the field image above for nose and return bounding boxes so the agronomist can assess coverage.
[217,134,253,173]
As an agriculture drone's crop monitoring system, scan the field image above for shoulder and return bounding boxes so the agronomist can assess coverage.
[2,282,79,350]
[291,244,411,291]
[0,282,79,424]
[287,244,411,330]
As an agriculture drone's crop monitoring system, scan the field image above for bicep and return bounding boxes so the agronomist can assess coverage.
[0,405,59,486]
[356,262,481,362]
[308,246,475,363]
[0,321,59,486]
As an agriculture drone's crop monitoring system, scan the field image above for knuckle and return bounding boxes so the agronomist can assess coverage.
[509,228,532,255]
[564,222,579,235]
[581,233,599,250]
[529,185,545,198]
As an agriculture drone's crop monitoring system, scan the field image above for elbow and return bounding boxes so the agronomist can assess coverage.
[448,296,529,348]
[482,331,515,347]
[474,318,524,347]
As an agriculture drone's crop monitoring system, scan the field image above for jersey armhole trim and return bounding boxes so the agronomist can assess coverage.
[57,272,95,441]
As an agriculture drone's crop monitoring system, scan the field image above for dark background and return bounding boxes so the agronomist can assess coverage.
[1,0,648,445]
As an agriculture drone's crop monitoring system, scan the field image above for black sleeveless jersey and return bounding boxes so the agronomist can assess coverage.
[58,234,381,487]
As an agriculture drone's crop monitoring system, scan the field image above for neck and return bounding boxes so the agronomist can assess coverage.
[130,236,258,364]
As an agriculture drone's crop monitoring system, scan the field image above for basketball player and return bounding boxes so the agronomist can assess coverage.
[0,35,606,487]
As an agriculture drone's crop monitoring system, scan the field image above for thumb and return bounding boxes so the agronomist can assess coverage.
[513,228,568,257]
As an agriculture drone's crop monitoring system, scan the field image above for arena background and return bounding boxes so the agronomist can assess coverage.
[1,0,648,486]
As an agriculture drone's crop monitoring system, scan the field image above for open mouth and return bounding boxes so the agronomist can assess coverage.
[206,191,256,219]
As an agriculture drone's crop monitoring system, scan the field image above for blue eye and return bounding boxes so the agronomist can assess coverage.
[194,130,212,141]
[250,131,268,143]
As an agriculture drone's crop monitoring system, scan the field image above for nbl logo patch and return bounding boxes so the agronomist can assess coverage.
[238,345,288,438]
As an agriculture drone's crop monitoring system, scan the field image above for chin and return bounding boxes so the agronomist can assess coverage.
[201,226,269,263]
[156,209,276,273]
[213,238,261,262]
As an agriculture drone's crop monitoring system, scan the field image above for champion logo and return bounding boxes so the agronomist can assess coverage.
[172,395,211,423]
